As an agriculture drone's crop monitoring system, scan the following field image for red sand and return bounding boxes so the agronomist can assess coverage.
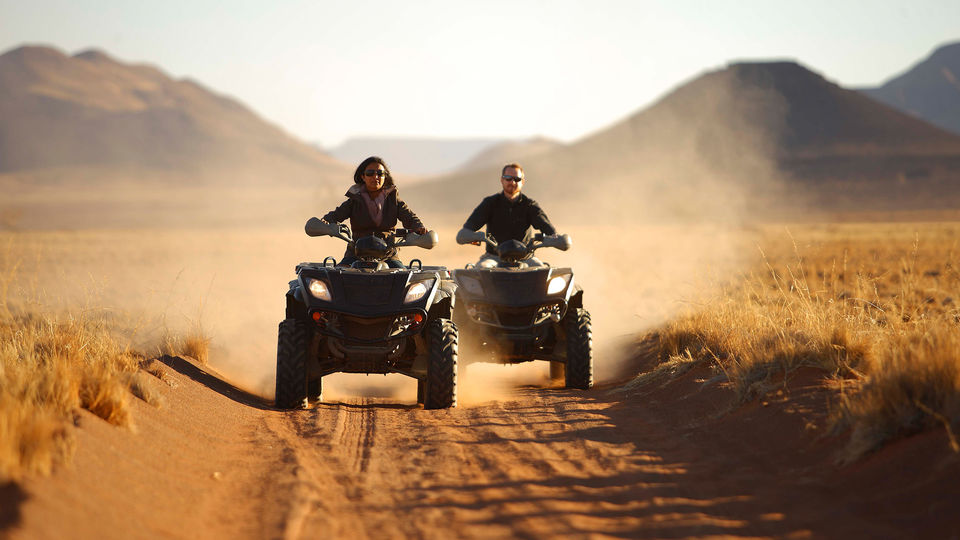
[4,356,960,539]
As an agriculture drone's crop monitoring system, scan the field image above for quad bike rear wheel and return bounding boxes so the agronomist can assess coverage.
[425,318,458,409]
[275,318,309,409]
[564,308,593,390]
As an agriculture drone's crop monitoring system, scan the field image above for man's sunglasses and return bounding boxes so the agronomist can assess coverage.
[501,175,523,183]
[364,170,386,178]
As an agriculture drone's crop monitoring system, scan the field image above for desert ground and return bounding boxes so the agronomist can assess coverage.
[3,217,960,539]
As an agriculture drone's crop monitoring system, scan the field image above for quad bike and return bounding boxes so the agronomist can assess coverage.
[275,217,458,410]
[452,230,593,389]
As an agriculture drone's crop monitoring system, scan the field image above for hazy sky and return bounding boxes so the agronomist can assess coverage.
[2,0,959,147]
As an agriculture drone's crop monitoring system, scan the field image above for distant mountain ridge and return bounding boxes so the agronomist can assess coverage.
[861,42,960,136]
[6,42,960,227]
[457,136,562,172]
[409,60,960,218]
[0,45,346,184]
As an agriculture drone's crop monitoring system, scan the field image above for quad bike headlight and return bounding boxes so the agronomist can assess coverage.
[404,279,435,304]
[547,274,571,295]
[307,278,332,301]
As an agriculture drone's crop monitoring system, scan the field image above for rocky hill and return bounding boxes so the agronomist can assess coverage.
[0,45,347,185]
[408,61,960,221]
[861,42,960,136]
[457,136,562,172]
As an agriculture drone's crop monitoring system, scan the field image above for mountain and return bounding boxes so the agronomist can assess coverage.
[0,45,347,185]
[457,136,562,172]
[407,61,960,220]
[861,42,960,136]
[327,136,506,177]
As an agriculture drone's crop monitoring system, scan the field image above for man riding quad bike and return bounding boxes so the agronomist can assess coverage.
[275,218,458,409]
[452,229,593,389]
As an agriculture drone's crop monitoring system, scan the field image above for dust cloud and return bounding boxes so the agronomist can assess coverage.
[2,70,795,404]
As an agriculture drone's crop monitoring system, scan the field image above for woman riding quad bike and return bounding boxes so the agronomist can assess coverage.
[274,156,458,409]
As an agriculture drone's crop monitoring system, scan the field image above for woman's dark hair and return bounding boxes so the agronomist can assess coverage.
[353,156,395,187]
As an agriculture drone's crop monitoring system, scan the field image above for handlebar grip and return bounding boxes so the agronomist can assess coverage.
[456,228,486,245]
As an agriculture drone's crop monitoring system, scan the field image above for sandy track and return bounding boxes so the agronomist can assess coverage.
[264,393,660,539]
[6,356,960,539]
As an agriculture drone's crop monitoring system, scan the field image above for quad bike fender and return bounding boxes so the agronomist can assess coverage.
[286,280,308,319]
[429,287,455,320]
[428,280,457,319]
[568,287,584,310]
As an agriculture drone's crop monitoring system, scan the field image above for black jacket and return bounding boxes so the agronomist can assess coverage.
[463,192,556,254]
[322,184,424,259]
[322,184,424,238]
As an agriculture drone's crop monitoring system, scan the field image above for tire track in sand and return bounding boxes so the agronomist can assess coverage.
[264,389,678,539]
[264,399,394,539]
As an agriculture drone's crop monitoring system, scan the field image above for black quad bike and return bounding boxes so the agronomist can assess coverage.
[452,229,593,389]
[275,218,458,410]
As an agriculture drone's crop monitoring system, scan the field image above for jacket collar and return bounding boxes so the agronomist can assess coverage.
[346,184,396,198]
[500,191,526,204]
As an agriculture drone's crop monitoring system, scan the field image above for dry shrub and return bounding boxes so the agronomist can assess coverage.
[0,233,204,480]
[636,223,960,460]
[181,333,211,364]
[79,365,133,427]
[0,313,138,480]
[834,330,960,463]
[0,391,74,479]
[162,329,211,364]
[127,371,166,407]
[620,349,705,392]
[0,307,187,480]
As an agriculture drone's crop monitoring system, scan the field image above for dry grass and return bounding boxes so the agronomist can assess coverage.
[639,223,960,461]
[162,331,211,365]
[0,312,141,480]
[0,243,191,481]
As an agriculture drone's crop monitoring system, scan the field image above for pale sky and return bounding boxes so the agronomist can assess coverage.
[2,0,959,148]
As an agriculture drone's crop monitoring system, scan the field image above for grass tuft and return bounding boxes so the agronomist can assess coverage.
[833,330,960,463]
[181,333,212,364]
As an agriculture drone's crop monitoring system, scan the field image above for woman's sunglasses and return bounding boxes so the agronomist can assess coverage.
[364,170,387,178]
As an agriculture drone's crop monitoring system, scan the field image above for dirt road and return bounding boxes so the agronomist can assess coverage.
[6,356,959,539]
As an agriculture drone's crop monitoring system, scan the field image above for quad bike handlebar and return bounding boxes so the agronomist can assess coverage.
[456,228,498,249]
[529,232,572,252]
[305,217,352,241]
[456,227,571,259]
[304,217,438,250]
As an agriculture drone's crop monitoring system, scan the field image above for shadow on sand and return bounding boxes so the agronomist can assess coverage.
[156,355,424,412]
[0,482,28,535]
[157,355,275,410]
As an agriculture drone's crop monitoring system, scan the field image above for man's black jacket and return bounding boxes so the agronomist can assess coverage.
[463,192,556,255]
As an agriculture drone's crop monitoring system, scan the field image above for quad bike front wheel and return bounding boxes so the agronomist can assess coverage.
[275,318,309,409]
[425,318,458,409]
[564,308,593,390]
